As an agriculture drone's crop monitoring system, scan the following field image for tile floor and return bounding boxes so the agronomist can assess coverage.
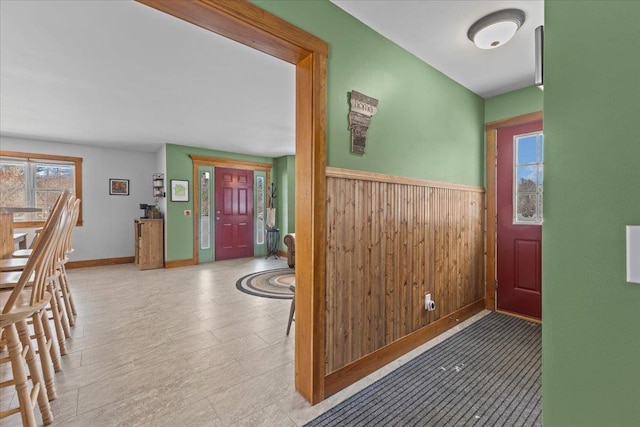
[1,257,487,426]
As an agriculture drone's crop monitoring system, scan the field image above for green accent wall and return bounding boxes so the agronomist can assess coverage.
[252,0,485,186]
[543,2,640,426]
[483,86,543,186]
[286,155,295,235]
[165,143,274,261]
[273,155,295,250]
[485,86,543,123]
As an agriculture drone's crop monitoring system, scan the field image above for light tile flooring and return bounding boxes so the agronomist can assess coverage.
[1,257,487,426]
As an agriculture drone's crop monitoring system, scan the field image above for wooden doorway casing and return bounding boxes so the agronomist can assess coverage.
[485,111,543,317]
[138,0,328,403]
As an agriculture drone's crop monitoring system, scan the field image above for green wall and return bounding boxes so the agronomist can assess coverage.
[543,2,640,426]
[485,86,543,123]
[252,0,485,186]
[482,86,543,186]
[165,143,274,261]
[272,155,295,250]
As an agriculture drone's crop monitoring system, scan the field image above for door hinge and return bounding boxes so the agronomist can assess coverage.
[495,279,498,289]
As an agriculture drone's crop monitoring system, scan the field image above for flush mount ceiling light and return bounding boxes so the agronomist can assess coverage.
[467,9,526,50]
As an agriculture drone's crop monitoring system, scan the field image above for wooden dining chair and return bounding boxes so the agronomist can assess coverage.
[54,197,80,326]
[3,197,80,328]
[0,192,70,375]
[0,193,74,357]
[0,190,69,426]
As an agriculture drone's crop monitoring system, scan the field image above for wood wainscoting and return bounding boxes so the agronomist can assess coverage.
[324,168,485,390]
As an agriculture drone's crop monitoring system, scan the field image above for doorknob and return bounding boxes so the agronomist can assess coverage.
[216,217,220,220]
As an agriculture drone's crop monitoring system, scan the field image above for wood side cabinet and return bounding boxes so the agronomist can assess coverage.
[134,218,164,270]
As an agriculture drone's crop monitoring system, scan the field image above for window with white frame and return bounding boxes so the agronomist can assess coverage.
[0,151,82,226]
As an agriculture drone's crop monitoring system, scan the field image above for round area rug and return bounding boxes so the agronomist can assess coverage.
[236,268,294,299]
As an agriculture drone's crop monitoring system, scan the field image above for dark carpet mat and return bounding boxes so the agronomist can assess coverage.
[305,312,541,427]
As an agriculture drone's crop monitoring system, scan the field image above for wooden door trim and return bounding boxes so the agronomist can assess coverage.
[191,156,271,265]
[485,111,543,311]
[137,0,328,403]
[191,155,272,173]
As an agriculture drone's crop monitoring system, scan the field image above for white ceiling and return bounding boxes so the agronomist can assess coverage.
[0,0,295,156]
[332,0,544,98]
[0,1,542,156]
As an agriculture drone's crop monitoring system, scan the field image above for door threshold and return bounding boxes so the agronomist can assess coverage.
[496,309,542,324]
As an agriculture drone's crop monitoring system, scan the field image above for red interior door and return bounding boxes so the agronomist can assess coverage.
[215,167,254,260]
[497,120,543,319]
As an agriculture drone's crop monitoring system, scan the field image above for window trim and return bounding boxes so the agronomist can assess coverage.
[512,132,544,225]
[0,150,83,227]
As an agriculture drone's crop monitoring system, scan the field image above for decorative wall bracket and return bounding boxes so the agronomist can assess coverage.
[349,90,379,154]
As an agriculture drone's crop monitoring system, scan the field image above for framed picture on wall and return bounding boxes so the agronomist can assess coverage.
[109,178,129,196]
[171,179,189,202]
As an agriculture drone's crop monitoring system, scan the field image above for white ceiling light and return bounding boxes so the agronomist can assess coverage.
[467,9,526,50]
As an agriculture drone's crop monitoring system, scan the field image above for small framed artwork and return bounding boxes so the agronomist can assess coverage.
[171,179,189,202]
[109,178,129,196]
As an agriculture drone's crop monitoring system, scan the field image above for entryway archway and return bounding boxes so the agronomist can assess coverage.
[138,0,328,403]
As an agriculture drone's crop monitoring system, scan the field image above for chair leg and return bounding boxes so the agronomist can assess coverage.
[286,294,295,336]
[47,281,67,355]
[29,310,57,400]
[39,308,62,372]
[53,278,71,338]
[4,323,37,427]
[5,321,53,426]
[59,264,76,324]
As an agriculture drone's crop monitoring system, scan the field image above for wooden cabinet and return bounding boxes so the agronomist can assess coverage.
[134,219,164,270]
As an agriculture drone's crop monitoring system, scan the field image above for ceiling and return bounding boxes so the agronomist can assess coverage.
[332,0,544,98]
[0,1,295,156]
[0,1,543,156]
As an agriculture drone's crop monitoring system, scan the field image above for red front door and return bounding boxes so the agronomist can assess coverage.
[215,167,254,260]
[497,120,544,319]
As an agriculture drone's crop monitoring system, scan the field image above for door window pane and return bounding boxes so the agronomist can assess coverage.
[200,171,210,250]
[514,132,544,224]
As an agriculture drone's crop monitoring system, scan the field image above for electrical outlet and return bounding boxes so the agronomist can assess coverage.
[425,293,436,311]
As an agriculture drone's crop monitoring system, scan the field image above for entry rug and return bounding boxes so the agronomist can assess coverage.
[236,268,294,299]
[305,312,541,427]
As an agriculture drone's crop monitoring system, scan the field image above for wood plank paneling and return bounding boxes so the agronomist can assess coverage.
[324,299,485,397]
[325,171,485,374]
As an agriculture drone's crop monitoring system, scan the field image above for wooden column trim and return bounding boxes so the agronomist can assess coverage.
[136,0,328,404]
[484,111,543,311]
[485,128,497,311]
[295,52,327,403]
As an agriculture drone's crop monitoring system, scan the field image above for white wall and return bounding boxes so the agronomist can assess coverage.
[2,136,158,261]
